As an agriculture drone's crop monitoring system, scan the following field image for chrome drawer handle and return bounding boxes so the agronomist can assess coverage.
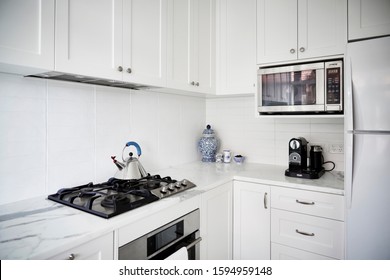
[264,192,268,209]
[295,229,315,236]
[296,199,315,205]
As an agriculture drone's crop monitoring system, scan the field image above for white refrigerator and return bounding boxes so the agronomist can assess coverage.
[345,36,390,259]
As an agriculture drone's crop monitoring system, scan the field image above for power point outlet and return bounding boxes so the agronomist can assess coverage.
[329,143,344,154]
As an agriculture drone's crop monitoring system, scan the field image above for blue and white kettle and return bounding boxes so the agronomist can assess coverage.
[111,141,148,180]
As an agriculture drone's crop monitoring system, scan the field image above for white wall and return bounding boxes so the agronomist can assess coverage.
[0,72,345,205]
[206,96,344,171]
[0,73,205,205]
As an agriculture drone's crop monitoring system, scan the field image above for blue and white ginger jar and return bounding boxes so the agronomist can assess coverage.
[198,125,218,162]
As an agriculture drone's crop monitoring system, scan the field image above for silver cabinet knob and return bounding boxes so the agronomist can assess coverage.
[299,47,305,52]
[68,253,75,260]
[190,81,195,85]
[126,68,132,73]
[117,66,123,72]
[290,48,295,54]
[195,82,199,86]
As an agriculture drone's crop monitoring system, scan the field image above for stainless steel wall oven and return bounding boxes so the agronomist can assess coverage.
[119,209,201,260]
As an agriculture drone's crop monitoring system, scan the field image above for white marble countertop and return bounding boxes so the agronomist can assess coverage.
[0,162,344,260]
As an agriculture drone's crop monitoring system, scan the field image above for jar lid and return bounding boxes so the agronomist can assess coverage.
[202,124,215,136]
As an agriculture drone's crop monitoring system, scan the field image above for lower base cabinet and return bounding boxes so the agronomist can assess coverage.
[271,243,335,260]
[270,186,345,260]
[49,232,114,260]
[271,209,344,259]
[233,181,270,260]
[200,181,233,260]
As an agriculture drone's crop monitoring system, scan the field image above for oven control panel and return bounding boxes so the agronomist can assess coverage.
[152,179,196,199]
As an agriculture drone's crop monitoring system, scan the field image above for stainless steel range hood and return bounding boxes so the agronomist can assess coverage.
[26,71,159,90]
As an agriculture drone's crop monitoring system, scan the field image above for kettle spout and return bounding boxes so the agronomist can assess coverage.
[111,156,126,170]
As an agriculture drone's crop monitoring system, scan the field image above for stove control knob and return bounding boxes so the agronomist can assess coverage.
[168,183,175,191]
[160,187,168,194]
[181,180,188,187]
[175,182,181,189]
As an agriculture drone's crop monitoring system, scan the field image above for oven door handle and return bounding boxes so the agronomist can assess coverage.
[186,237,202,251]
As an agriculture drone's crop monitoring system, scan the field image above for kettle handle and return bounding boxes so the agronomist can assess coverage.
[124,141,142,157]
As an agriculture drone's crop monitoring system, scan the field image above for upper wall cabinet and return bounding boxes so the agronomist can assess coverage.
[348,0,390,41]
[166,0,216,94]
[56,0,167,87]
[257,0,347,65]
[0,0,55,75]
[216,0,256,95]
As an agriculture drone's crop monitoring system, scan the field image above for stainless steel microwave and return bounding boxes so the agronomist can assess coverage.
[257,60,343,115]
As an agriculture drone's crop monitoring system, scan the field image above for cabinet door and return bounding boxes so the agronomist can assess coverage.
[49,232,114,260]
[55,0,122,80]
[167,0,192,90]
[348,0,390,40]
[123,0,167,87]
[216,0,256,95]
[298,0,347,59]
[194,0,215,93]
[200,182,233,260]
[256,0,297,64]
[0,0,54,74]
[167,0,215,93]
[233,181,270,260]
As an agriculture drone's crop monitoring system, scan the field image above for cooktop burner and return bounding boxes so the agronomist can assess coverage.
[47,175,196,219]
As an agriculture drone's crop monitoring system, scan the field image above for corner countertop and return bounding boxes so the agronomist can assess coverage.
[0,162,344,260]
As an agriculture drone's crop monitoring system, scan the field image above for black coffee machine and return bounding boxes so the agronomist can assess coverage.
[285,137,325,179]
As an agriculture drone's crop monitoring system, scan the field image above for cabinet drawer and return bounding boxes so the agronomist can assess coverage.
[271,243,335,260]
[271,187,344,221]
[49,232,114,260]
[271,209,344,259]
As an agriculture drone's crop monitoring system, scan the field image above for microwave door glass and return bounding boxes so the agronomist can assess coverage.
[292,70,317,106]
[262,72,293,106]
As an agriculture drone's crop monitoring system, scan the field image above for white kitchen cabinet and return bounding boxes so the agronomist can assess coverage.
[256,0,347,64]
[0,0,54,75]
[348,0,390,40]
[200,181,233,260]
[55,0,167,86]
[49,232,114,260]
[271,243,335,260]
[233,181,270,260]
[216,0,256,95]
[270,186,345,260]
[167,0,216,94]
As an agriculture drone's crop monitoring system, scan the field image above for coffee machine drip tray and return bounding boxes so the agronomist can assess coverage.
[285,168,325,179]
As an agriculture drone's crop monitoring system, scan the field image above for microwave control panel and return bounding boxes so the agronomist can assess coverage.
[326,68,341,104]
[325,61,343,110]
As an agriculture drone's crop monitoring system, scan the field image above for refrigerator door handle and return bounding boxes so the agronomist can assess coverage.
[345,57,354,132]
[345,133,354,209]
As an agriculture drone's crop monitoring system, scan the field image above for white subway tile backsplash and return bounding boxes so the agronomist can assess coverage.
[0,72,344,205]
[47,80,95,193]
[0,73,206,205]
[96,86,131,182]
[206,96,344,171]
[0,74,46,205]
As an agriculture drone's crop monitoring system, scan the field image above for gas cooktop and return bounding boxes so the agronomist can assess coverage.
[47,175,196,219]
